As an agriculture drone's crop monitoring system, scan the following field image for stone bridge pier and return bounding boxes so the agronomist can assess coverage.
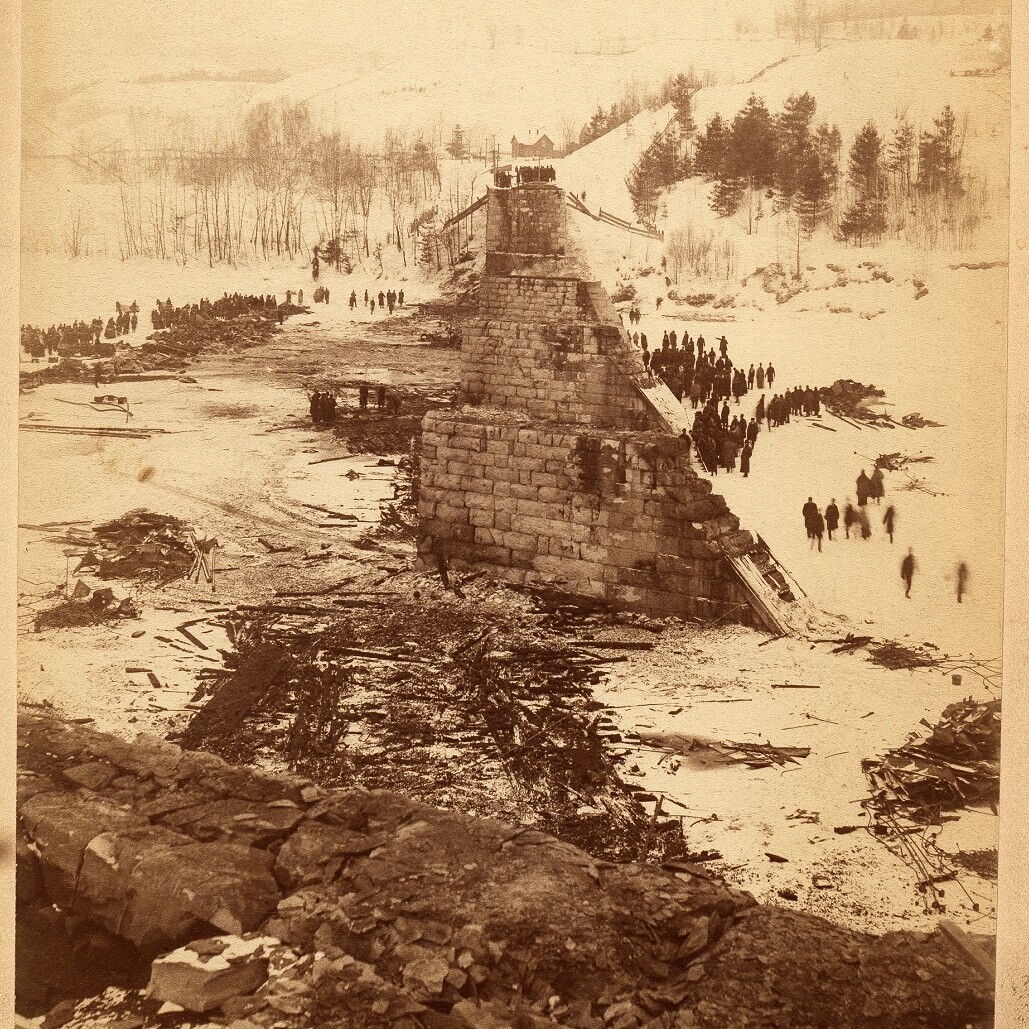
[417,183,760,623]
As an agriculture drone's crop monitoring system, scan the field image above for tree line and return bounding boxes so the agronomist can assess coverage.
[94,99,450,268]
[626,89,976,268]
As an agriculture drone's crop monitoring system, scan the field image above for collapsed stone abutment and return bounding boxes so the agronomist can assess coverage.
[16,711,995,1027]
[417,183,769,623]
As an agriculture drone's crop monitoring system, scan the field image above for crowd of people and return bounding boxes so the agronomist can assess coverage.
[349,288,404,314]
[626,325,774,478]
[309,391,338,423]
[492,165,558,188]
[310,383,404,424]
[151,293,281,330]
[313,286,331,303]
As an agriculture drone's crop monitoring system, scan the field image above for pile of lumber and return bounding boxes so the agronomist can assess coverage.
[77,509,195,583]
[862,698,1000,823]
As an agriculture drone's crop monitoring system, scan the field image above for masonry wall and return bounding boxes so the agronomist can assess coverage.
[484,182,567,255]
[418,182,758,621]
[418,410,754,620]
[460,276,652,429]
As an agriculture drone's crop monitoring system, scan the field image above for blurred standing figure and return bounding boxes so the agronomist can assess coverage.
[901,548,916,598]
[956,561,969,603]
[825,499,839,540]
[869,467,885,505]
[882,504,896,543]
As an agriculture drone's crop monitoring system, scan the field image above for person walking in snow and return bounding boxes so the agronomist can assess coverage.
[399,289,404,306]
[857,507,872,540]
[870,467,885,505]
[882,504,896,543]
[956,561,969,603]
[720,401,730,429]
[746,418,759,448]
[756,394,766,424]
[856,469,871,507]
[747,364,755,389]
[767,363,775,389]
[740,442,752,477]
[901,548,916,598]
[803,497,819,544]
[756,363,765,390]
[843,500,858,538]
[812,508,825,552]
[825,499,839,540]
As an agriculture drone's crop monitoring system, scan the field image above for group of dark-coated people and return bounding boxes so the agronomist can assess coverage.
[21,304,139,358]
[629,325,773,478]
[309,390,338,424]
[493,166,557,188]
[801,468,888,553]
[310,383,402,425]
[151,293,282,330]
[349,288,404,314]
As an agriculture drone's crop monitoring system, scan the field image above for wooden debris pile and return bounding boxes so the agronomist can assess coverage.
[177,585,683,863]
[34,586,139,631]
[377,454,418,537]
[862,698,1001,824]
[78,509,195,583]
[873,452,934,472]
[145,309,287,354]
[901,413,944,428]
[866,640,940,670]
[818,379,888,423]
[718,741,811,769]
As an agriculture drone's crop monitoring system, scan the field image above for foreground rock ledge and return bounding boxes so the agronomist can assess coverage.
[17,710,994,1028]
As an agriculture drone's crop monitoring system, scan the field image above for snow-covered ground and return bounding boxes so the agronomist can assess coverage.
[16,14,1008,944]
[596,622,998,935]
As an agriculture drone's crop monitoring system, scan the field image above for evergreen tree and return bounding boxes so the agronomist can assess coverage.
[695,113,730,178]
[841,121,887,244]
[814,123,842,181]
[712,175,746,218]
[445,125,466,160]
[729,94,775,233]
[790,149,833,274]
[773,93,817,215]
[887,115,915,194]
[418,228,438,269]
[625,127,683,224]
[916,105,962,198]
[625,154,661,225]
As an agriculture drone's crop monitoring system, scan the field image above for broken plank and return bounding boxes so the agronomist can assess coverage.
[308,455,350,465]
[831,636,873,653]
[329,646,424,664]
[938,920,996,982]
[771,683,821,689]
[146,672,163,689]
[810,422,838,432]
[574,640,654,651]
[177,625,209,650]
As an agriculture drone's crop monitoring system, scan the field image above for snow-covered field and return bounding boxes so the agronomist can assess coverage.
[16,15,1009,943]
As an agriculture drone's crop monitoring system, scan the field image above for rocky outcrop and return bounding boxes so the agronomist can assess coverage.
[17,710,995,1028]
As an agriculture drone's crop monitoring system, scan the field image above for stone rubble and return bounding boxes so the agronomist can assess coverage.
[17,710,994,1028]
